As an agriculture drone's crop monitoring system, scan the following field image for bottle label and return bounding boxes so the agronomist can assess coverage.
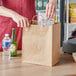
[9,44,16,52]
[2,41,10,48]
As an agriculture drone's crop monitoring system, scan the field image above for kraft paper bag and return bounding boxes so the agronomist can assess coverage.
[22,23,60,66]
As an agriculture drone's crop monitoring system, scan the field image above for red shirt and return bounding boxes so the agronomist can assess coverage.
[0,0,36,51]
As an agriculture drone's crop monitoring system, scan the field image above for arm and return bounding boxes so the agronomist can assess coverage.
[0,6,19,18]
[0,6,29,27]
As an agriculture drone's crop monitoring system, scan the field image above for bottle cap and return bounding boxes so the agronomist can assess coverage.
[12,28,15,30]
[5,34,9,37]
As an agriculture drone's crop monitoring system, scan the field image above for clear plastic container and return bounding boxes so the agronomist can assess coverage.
[38,11,54,26]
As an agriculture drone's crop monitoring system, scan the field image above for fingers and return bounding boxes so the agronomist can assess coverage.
[52,6,56,19]
[46,2,57,19]
[27,19,30,27]
[21,19,23,27]
[46,4,49,17]
[52,2,57,18]
[17,18,29,28]
[23,18,29,27]
[50,4,55,18]
[22,18,27,27]
[17,21,20,27]
[17,20,23,27]
[48,3,53,18]
[26,18,29,27]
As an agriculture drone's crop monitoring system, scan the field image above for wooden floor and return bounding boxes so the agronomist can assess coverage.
[0,52,76,76]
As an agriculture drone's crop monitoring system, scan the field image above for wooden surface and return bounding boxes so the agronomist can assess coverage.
[0,51,76,76]
[0,52,52,76]
[22,23,60,66]
[52,53,76,76]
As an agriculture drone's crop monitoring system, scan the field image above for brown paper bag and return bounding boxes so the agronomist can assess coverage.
[22,23,60,66]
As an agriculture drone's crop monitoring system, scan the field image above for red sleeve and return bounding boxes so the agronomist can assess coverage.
[0,0,2,5]
[0,0,2,2]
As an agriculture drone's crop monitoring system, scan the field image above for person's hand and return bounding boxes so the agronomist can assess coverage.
[46,1,57,19]
[12,13,29,27]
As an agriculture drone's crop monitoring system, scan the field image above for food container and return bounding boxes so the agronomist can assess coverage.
[69,3,76,8]
[70,8,76,17]
[70,17,76,23]
[38,11,54,25]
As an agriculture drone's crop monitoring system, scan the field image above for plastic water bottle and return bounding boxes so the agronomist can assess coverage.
[2,34,11,60]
